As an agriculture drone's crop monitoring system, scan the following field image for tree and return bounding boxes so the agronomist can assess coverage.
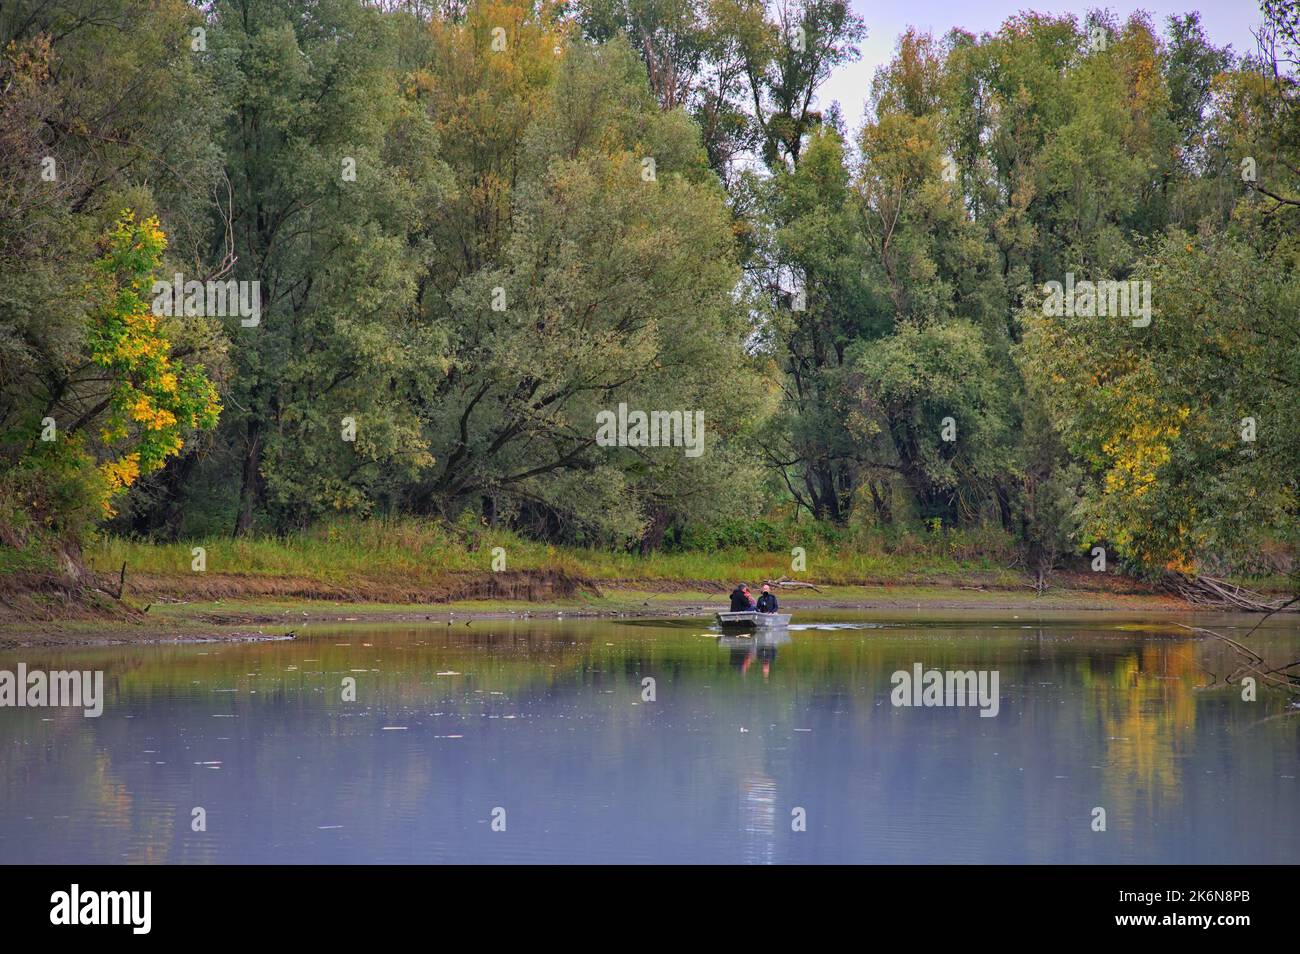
[849,320,1011,526]
[575,0,766,185]
[4,213,220,546]
[742,0,864,170]
[1017,228,1298,577]
[409,17,763,543]
[1,0,226,552]
[207,0,447,534]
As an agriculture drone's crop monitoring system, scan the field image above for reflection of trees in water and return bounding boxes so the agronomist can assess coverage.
[12,620,1293,862]
[31,623,896,712]
[0,710,184,862]
[86,751,179,864]
[1078,642,1200,820]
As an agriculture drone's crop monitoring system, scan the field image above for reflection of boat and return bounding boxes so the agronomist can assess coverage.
[715,611,792,630]
[718,630,791,651]
[720,629,790,677]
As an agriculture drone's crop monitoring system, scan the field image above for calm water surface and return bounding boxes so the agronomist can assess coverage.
[1,610,1297,864]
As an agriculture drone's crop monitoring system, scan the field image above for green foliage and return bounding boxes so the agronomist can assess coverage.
[1008,3,1298,580]
[2,435,108,546]
[2,0,1295,591]
[1019,228,1299,575]
[849,320,1012,523]
[410,22,764,544]
[89,213,221,497]
[204,0,447,534]
[673,517,794,552]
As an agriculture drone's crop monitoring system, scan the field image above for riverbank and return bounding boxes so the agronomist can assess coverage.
[0,574,1230,649]
[2,521,1292,647]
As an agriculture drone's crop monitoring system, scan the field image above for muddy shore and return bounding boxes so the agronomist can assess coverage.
[1,567,1261,648]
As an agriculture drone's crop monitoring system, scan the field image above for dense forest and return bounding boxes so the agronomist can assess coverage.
[1,0,1297,591]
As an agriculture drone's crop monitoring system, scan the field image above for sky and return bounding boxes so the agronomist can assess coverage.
[820,1,1269,129]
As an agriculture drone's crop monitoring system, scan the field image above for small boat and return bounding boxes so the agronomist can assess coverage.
[715,611,792,630]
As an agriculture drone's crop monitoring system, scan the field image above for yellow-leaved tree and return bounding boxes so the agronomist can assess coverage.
[11,211,223,542]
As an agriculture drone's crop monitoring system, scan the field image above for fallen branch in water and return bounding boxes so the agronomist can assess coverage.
[1175,621,1300,698]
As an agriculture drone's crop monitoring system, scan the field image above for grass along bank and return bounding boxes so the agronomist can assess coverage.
[92,518,1049,596]
[81,518,1203,605]
[2,518,1287,646]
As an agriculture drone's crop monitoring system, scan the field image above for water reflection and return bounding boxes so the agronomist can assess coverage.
[0,612,1296,864]
[719,630,790,679]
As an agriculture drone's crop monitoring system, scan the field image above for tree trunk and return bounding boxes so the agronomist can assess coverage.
[994,478,1014,532]
[234,421,262,537]
[817,464,841,523]
[868,480,892,525]
[639,506,669,554]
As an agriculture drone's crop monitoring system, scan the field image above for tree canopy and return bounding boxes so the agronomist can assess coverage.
[1,0,1295,590]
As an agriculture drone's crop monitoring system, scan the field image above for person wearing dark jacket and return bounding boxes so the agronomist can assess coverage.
[729,585,755,611]
[755,584,779,614]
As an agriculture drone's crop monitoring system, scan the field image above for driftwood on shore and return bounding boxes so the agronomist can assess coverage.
[761,576,823,593]
[86,561,129,602]
[1163,573,1296,613]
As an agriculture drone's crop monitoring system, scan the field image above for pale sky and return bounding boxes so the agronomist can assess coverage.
[820,1,1269,128]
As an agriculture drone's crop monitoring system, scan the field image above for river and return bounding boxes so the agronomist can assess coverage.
[1,610,1296,863]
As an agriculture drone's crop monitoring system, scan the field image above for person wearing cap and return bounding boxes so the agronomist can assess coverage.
[755,583,779,614]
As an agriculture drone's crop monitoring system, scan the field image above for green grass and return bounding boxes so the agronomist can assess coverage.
[88,517,1024,588]
[0,541,58,576]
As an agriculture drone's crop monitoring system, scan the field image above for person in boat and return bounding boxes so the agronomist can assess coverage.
[729,584,755,611]
[755,583,779,614]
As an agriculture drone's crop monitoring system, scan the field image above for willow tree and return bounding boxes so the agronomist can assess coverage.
[207,0,449,535]
[409,8,766,543]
